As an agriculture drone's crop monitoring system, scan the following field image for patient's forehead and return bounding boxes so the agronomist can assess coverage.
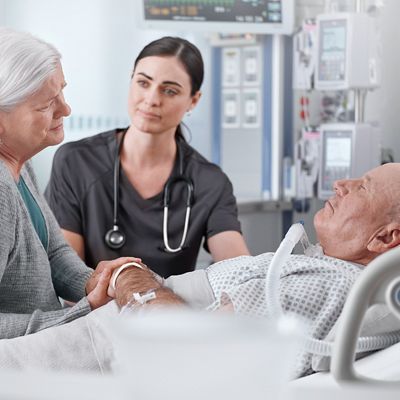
[367,164,400,201]
[368,163,400,184]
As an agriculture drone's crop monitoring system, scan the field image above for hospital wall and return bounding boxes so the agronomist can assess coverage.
[365,0,400,162]
[0,0,213,184]
[1,0,400,261]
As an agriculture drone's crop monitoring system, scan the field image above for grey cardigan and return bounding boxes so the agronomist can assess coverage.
[0,160,93,339]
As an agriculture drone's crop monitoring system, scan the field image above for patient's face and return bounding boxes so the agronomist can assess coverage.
[314,163,400,265]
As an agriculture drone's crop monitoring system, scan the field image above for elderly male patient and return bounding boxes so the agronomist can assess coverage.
[1,163,400,377]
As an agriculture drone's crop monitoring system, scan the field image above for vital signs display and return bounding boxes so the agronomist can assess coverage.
[137,0,295,34]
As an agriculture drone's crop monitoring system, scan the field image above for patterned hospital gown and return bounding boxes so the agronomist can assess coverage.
[205,253,362,377]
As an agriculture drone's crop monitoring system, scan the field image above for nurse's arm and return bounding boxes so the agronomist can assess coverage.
[207,231,250,262]
[62,229,85,260]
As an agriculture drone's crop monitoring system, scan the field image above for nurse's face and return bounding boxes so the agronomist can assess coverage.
[128,56,201,136]
[314,163,400,265]
[0,63,70,162]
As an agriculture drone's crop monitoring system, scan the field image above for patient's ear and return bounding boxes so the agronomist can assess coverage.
[367,224,400,254]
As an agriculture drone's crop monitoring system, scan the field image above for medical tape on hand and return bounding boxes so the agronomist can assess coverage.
[111,261,145,291]
[119,289,157,315]
[133,290,157,305]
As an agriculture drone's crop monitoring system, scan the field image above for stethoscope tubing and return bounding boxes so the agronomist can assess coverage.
[105,129,195,253]
[163,206,191,253]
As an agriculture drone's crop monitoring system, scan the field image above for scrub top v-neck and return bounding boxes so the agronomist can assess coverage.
[45,129,241,278]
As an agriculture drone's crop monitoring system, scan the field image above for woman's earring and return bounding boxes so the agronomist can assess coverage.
[186,110,192,117]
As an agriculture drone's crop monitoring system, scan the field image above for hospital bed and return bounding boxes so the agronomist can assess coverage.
[290,244,400,394]
[1,247,400,399]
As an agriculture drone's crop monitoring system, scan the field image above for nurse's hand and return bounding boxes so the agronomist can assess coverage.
[86,257,141,310]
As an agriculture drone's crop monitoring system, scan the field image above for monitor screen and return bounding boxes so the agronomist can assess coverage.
[326,136,351,168]
[321,130,352,192]
[137,0,294,34]
[318,19,347,82]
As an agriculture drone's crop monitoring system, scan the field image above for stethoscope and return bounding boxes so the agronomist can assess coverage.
[104,130,194,253]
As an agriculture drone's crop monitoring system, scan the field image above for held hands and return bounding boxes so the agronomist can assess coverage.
[110,262,162,307]
[85,256,141,310]
[111,264,184,310]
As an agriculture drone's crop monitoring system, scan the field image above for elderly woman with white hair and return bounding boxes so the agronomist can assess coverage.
[0,28,138,339]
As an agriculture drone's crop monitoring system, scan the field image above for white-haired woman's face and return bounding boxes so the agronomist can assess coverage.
[0,63,70,161]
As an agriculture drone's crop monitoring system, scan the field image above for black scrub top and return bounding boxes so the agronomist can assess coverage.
[45,129,241,278]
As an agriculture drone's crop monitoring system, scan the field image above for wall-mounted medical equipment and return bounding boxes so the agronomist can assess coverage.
[242,89,261,128]
[242,46,262,85]
[295,127,320,200]
[218,42,266,198]
[222,47,241,87]
[315,12,380,91]
[222,89,241,129]
[318,123,380,199]
[293,20,317,91]
[137,0,295,35]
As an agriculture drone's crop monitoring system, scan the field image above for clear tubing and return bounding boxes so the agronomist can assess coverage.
[265,223,306,320]
[303,331,400,356]
[266,223,400,356]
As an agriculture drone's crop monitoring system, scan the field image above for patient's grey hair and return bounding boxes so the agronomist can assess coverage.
[0,28,61,112]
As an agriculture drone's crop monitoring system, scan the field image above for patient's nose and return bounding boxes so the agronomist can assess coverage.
[334,180,348,196]
[334,179,359,196]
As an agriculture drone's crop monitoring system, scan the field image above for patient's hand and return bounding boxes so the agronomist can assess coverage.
[85,256,141,310]
[110,263,186,309]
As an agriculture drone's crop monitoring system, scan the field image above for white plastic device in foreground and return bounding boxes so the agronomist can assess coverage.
[109,310,303,400]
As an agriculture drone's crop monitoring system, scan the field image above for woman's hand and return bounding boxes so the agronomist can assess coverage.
[85,257,141,310]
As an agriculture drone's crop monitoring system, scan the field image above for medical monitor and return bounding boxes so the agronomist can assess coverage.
[320,128,352,195]
[318,123,381,199]
[318,19,347,83]
[137,0,295,35]
[315,13,380,90]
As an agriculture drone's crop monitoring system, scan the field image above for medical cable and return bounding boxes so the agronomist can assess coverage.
[266,223,400,356]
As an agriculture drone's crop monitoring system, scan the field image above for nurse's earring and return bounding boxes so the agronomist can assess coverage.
[186,109,192,117]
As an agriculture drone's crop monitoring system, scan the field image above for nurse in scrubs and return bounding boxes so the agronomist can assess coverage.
[45,36,250,278]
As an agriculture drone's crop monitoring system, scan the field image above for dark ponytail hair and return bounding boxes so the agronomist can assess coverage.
[133,37,204,142]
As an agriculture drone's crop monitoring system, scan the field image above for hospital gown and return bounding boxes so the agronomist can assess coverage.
[0,253,379,377]
[206,253,362,377]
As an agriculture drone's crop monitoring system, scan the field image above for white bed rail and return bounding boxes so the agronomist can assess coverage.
[331,246,400,384]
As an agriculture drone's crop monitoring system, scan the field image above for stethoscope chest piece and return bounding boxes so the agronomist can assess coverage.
[105,225,126,249]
